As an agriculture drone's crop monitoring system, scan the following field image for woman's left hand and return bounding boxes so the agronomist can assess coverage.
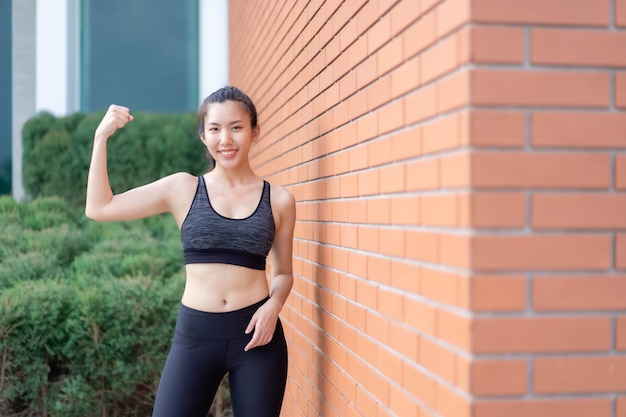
[244,298,281,351]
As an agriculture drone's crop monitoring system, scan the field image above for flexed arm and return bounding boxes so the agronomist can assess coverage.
[85,105,134,220]
[85,105,184,223]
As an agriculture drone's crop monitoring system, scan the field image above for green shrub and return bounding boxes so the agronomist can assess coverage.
[0,275,182,417]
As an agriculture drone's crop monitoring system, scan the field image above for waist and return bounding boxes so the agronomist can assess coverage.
[176,297,270,340]
[182,264,270,312]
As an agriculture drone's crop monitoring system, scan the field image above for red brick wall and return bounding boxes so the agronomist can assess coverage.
[229,1,626,416]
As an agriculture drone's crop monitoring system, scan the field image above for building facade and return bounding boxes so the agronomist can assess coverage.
[3,0,228,199]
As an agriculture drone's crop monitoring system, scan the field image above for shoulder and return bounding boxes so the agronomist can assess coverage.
[157,172,199,208]
[268,182,295,211]
[164,171,199,187]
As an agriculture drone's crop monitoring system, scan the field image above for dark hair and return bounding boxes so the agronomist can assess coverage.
[197,86,258,134]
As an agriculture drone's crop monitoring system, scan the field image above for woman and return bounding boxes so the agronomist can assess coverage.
[85,86,295,417]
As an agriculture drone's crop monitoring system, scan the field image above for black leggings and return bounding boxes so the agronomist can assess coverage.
[152,298,288,417]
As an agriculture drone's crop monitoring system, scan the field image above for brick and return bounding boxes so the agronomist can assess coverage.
[406,230,439,263]
[437,308,471,350]
[437,70,470,113]
[473,0,610,26]
[403,11,437,59]
[367,14,390,54]
[406,158,439,191]
[421,194,459,227]
[420,267,463,306]
[618,155,626,190]
[472,70,611,108]
[471,26,525,64]
[617,0,626,27]
[533,193,626,229]
[390,389,419,417]
[377,99,404,135]
[436,0,471,38]
[473,316,612,353]
[421,34,459,84]
[532,275,626,311]
[367,76,392,110]
[471,359,527,396]
[617,72,626,108]
[618,234,626,269]
[391,57,421,98]
[472,234,612,271]
[471,275,527,312]
[473,398,612,417]
[471,192,526,229]
[377,36,403,76]
[391,126,422,161]
[389,0,421,37]
[404,83,437,125]
[534,356,626,393]
[420,337,456,383]
[470,110,526,148]
[472,151,611,189]
[439,232,471,270]
[619,396,626,417]
[422,113,461,154]
[435,382,471,417]
[532,112,626,149]
[440,152,471,188]
[532,28,626,67]
[404,297,436,335]
[390,195,420,226]
[404,365,436,409]
[617,316,626,350]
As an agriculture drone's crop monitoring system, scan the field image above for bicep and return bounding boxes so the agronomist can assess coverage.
[89,174,185,222]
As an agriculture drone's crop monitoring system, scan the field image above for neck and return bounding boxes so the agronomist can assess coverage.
[208,165,259,186]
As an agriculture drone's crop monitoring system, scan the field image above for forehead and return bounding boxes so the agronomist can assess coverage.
[205,100,250,123]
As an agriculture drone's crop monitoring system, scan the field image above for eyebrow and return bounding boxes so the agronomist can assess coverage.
[208,119,244,126]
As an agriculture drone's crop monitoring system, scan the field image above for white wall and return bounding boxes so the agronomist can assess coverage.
[199,0,229,103]
[36,0,77,115]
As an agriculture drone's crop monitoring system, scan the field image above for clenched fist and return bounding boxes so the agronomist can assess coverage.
[94,104,134,141]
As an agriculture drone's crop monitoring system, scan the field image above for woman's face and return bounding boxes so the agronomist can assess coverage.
[200,100,259,169]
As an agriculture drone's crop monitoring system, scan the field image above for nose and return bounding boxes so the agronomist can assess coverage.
[219,129,233,145]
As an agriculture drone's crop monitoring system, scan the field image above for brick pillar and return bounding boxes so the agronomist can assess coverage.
[229,0,626,416]
[470,1,626,416]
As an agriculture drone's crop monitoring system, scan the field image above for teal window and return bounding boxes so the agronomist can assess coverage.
[80,0,199,113]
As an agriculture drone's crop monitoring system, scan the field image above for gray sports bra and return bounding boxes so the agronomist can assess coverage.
[180,176,275,270]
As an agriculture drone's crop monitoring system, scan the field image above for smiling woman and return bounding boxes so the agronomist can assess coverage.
[85,86,296,417]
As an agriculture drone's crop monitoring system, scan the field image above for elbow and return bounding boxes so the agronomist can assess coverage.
[84,207,96,221]
[85,205,103,222]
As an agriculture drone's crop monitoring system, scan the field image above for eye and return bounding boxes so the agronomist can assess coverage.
[207,127,218,133]
[231,125,242,131]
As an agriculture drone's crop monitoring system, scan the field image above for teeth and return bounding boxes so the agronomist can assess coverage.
[221,150,236,156]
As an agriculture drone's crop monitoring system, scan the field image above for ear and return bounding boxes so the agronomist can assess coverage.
[252,125,261,144]
[198,131,207,145]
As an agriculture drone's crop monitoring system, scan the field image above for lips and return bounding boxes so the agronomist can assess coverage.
[219,149,238,157]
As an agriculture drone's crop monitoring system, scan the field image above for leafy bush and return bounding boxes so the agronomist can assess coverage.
[0,197,191,416]
[0,275,182,417]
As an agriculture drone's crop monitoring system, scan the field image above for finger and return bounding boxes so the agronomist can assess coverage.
[245,316,257,334]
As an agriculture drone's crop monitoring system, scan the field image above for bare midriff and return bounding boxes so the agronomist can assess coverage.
[181,263,270,312]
